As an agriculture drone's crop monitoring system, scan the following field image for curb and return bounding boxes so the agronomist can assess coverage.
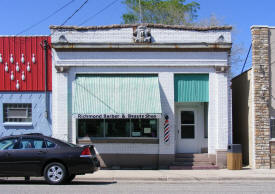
[76,176,275,182]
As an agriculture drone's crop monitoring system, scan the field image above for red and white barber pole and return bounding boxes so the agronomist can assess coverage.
[164,114,170,144]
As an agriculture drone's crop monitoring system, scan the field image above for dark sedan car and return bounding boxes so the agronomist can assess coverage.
[0,133,100,184]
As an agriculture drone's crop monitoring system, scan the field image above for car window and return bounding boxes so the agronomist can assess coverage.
[20,138,46,149]
[46,140,56,148]
[0,139,18,150]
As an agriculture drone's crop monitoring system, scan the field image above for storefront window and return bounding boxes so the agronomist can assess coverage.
[78,119,158,138]
[105,119,130,137]
[78,119,104,137]
[131,119,157,137]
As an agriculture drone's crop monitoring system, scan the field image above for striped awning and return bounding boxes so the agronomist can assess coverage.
[73,74,162,116]
[174,74,209,102]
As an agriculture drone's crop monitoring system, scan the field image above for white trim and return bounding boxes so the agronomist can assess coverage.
[55,59,227,67]
[3,122,33,127]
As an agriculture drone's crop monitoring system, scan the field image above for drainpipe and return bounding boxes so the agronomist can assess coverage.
[43,40,48,118]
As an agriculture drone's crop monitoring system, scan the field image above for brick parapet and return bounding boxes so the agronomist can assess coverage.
[251,26,271,168]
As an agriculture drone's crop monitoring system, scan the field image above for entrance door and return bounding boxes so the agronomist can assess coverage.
[176,109,200,153]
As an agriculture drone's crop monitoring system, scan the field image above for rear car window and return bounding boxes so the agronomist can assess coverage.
[0,139,18,150]
[46,140,56,148]
[20,138,45,149]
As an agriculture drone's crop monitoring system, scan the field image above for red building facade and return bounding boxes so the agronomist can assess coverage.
[0,36,52,91]
[0,36,52,137]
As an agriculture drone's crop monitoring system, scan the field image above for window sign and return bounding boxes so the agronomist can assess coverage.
[76,114,161,119]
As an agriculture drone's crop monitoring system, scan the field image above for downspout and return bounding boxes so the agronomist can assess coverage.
[43,40,48,118]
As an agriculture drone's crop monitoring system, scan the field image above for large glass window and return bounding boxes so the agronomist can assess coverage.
[3,103,32,123]
[78,119,158,138]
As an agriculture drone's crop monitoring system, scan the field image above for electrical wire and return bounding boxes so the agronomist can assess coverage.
[79,0,119,25]
[241,43,252,73]
[60,0,89,26]
[16,0,75,35]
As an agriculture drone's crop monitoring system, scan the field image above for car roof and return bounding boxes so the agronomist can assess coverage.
[0,133,80,148]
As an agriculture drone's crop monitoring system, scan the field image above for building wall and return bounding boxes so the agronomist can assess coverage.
[51,26,232,168]
[52,50,232,167]
[232,69,252,166]
[270,28,275,118]
[0,92,52,136]
[251,26,271,169]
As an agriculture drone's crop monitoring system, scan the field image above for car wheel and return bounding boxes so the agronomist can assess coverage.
[44,162,67,185]
[66,174,76,183]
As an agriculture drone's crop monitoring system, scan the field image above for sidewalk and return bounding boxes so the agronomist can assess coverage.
[77,169,275,182]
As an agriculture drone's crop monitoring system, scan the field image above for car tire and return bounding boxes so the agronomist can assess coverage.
[44,162,67,185]
[66,174,76,183]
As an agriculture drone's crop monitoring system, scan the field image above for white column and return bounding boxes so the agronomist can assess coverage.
[158,72,175,155]
[216,72,230,150]
[208,72,218,154]
[52,51,69,141]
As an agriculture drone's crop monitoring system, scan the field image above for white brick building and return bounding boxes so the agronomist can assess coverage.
[50,24,232,169]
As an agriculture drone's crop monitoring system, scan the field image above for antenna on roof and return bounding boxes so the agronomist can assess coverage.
[138,0,143,23]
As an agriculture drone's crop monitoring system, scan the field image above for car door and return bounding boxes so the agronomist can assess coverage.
[9,137,47,176]
[0,138,20,175]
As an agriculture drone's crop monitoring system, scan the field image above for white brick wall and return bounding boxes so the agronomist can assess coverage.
[51,27,231,44]
[216,73,229,150]
[52,50,69,141]
[208,72,218,154]
[158,72,175,154]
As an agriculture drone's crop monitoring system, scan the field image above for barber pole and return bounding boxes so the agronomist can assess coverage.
[164,114,170,143]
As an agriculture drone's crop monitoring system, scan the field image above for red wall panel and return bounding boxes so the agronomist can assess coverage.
[0,36,52,91]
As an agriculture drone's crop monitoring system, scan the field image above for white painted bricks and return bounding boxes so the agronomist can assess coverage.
[51,27,231,44]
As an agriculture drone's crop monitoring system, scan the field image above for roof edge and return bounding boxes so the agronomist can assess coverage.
[50,24,232,31]
[231,68,252,80]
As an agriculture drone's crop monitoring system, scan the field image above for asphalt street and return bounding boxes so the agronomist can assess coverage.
[0,179,275,194]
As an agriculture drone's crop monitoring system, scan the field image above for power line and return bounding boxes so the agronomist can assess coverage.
[241,43,252,73]
[60,0,89,26]
[16,0,75,35]
[79,0,119,25]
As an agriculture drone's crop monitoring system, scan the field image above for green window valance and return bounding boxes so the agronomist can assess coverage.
[174,74,209,102]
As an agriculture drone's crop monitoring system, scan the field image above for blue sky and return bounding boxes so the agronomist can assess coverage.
[0,0,274,76]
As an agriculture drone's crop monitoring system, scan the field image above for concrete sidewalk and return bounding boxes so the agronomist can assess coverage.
[77,169,275,182]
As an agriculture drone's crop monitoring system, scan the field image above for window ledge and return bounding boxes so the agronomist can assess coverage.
[270,139,275,142]
[3,122,33,127]
[78,138,159,144]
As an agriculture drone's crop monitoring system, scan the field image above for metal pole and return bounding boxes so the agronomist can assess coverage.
[43,40,48,118]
